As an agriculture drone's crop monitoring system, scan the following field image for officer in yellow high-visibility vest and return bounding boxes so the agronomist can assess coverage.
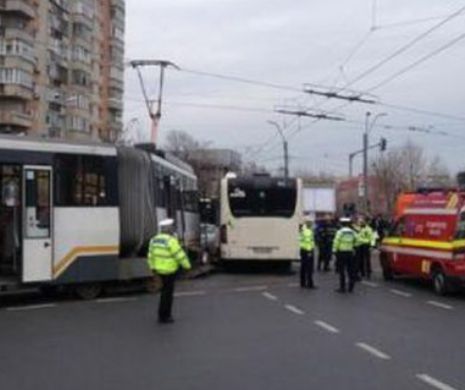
[358,219,375,279]
[299,218,316,289]
[333,217,358,293]
[147,219,191,323]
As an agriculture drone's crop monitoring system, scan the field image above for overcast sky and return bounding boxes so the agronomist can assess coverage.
[123,0,465,176]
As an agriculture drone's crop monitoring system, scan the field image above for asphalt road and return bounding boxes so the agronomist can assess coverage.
[1,262,465,390]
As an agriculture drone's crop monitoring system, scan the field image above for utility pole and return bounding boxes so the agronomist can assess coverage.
[129,60,179,144]
[349,137,387,177]
[268,120,289,178]
[363,111,387,214]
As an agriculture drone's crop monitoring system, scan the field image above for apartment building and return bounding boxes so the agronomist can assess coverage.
[0,0,125,142]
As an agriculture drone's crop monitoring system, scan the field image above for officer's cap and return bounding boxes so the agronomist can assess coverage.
[159,219,174,228]
[340,217,351,223]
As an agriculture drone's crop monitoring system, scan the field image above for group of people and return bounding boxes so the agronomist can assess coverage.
[299,215,379,293]
[146,215,385,324]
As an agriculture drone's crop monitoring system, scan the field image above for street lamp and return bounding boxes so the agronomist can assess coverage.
[363,111,387,214]
[267,120,289,179]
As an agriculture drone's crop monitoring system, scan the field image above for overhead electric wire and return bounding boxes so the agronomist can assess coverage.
[367,31,465,91]
[333,4,465,93]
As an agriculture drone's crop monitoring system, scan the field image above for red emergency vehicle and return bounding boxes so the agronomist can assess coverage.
[380,189,465,295]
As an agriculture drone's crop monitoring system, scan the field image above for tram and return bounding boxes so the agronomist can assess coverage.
[0,135,200,298]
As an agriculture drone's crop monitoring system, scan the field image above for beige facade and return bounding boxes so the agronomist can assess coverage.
[0,0,125,142]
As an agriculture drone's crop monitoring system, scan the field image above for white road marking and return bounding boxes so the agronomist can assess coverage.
[6,304,57,312]
[234,285,267,292]
[96,297,138,303]
[355,342,391,360]
[262,292,278,301]
[287,282,299,287]
[314,320,340,334]
[284,304,305,315]
[174,291,207,297]
[416,374,458,390]
[390,289,412,298]
[361,281,379,288]
[427,300,453,310]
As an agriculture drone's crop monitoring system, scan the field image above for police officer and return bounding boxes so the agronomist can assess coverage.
[299,218,316,289]
[333,217,358,293]
[147,219,191,323]
[352,218,363,280]
[358,219,375,279]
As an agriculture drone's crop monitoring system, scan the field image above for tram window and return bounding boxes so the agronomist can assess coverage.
[25,170,51,238]
[55,154,117,206]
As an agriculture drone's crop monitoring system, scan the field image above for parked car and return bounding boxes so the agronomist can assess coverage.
[200,223,219,255]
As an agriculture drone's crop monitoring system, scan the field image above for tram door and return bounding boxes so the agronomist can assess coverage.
[22,166,53,282]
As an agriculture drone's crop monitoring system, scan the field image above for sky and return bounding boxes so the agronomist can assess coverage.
[123,0,465,176]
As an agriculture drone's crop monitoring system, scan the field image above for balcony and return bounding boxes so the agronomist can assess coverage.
[0,110,33,129]
[108,97,122,111]
[0,83,33,100]
[0,27,34,44]
[111,0,125,12]
[0,0,36,19]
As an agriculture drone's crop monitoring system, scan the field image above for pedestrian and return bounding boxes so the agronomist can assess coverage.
[299,218,316,289]
[332,217,358,293]
[317,217,336,272]
[147,219,191,324]
[358,219,375,279]
[352,218,362,280]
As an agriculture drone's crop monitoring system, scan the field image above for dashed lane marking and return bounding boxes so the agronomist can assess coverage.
[416,374,458,390]
[6,304,57,312]
[96,297,138,303]
[174,291,207,297]
[355,342,391,360]
[284,304,305,315]
[234,285,267,292]
[390,289,412,298]
[361,281,379,288]
[314,320,340,334]
[427,300,453,310]
[262,292,278,301]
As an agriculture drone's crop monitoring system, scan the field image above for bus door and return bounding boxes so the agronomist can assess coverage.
[22,166,53,283]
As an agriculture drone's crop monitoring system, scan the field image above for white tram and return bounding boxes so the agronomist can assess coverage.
[0,135,200,298]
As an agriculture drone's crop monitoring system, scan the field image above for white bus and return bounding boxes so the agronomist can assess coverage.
[220,174,303,267]
[0,135,200,299]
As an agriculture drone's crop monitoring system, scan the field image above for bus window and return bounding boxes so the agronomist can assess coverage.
[228,179,297,218]
[456,212,465,239]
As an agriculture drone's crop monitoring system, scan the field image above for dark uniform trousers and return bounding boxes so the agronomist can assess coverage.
[318,243,332,271]
[336,251,356,292]
[359,244,372,278]
[300,249,314,288]
[159,273,176,321]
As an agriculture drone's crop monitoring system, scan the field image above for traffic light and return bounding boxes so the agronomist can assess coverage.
[380,137,387,152]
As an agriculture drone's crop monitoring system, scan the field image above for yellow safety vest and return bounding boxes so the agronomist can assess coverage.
[147,233,191,275]
[359,225,375,246]
[333,227,357,253]
[300,226,315,251]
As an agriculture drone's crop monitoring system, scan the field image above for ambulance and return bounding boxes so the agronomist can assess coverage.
[380,189,465,295]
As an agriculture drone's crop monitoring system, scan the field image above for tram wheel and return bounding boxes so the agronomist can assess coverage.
[75,283,103,300]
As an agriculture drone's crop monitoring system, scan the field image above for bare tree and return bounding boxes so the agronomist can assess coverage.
[371,140,452,213]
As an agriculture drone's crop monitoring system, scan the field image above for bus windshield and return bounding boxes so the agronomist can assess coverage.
[227,177,297,218]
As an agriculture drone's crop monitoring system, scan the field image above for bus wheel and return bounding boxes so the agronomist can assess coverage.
[75,283,103,300]
[432,268,449,296]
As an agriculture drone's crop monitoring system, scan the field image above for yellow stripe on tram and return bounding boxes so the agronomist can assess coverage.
[53,246,119,278]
